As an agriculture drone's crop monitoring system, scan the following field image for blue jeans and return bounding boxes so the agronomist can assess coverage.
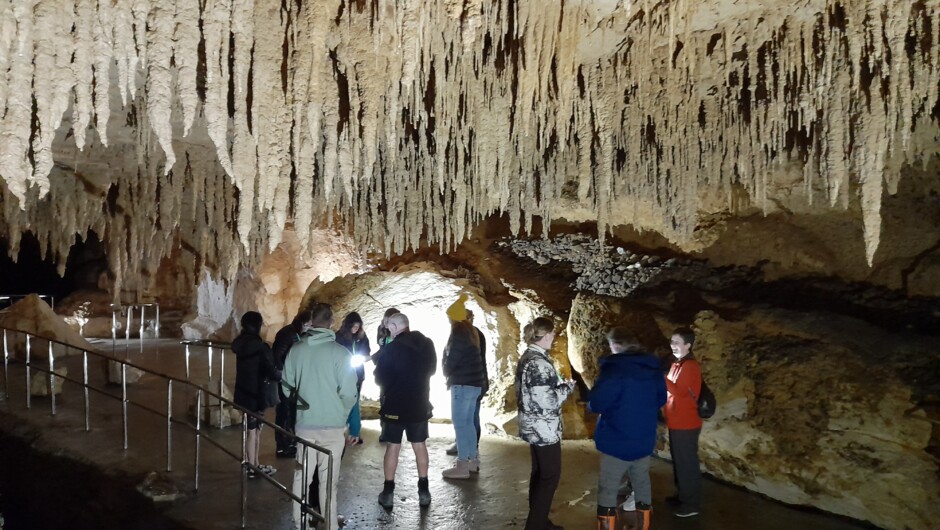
[451,385,482,460]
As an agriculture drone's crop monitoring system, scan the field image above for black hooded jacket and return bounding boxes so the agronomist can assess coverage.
[374,330,437,423]
[232,332,279,412]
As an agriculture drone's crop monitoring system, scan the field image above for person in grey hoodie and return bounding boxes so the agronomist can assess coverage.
[281,303,358,530]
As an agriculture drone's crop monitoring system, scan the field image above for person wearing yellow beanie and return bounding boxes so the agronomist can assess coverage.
[446,293,469,322]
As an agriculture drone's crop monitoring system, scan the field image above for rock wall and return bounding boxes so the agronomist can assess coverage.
[684,309,939,530]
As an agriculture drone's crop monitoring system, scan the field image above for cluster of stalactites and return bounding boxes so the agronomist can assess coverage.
[1,0,939,289]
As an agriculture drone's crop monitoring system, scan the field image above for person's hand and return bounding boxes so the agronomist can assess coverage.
[346,435,363,446]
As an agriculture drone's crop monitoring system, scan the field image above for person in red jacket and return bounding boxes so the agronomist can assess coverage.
[663,327,702,518]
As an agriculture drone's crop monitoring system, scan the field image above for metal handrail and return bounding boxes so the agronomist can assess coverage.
[0,293,55,310]
[109,303,161,341]
[0,326,330,529]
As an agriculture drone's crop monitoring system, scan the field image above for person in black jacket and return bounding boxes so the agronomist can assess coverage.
[373,312,437,509]
[441,295,486,480]
[233,311,280,477]
[271,309,313,458]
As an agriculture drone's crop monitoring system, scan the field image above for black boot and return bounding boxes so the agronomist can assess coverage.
[378,480,395,508]
[417,476,431,507]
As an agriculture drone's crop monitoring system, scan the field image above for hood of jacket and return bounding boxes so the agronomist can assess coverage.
[598,350,663,380]
[299,327,337,348]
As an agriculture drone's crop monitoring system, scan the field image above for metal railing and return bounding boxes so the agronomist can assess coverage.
[0,294,54,311]
[180,339,232,430]
[0,326,330,529]
[110,303,161,342]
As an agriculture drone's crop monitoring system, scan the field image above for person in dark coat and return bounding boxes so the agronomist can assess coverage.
[441,295,486,479]
[233,311,280,477]
[589,327,667,530]
[271,309,313,458]
[373,312,437,509]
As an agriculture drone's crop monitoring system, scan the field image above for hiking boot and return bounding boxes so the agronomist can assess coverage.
[445,442,458,455]
[674,505,699,518]
[441,459,471,479]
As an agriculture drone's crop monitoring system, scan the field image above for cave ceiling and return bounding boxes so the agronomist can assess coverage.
[0,0,938,292]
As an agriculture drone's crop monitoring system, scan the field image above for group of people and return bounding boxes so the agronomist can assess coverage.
[231,296,705,530]
[514,322,704,530]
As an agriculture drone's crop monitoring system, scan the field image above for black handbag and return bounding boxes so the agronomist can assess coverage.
[263,379,280,408]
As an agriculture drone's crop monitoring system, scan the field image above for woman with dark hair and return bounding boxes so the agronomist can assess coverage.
[336,311,370,444]
[515,317,575,530]
[233,311,280,478]
[336,311,372,387]
[271,308,315,458]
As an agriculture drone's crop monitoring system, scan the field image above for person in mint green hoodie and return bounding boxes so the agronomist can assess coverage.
[281,303,359,530]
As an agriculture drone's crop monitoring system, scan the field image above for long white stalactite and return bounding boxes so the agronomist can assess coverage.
[0,0,939,291]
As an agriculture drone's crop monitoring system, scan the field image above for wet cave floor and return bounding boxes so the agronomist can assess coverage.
[0,339,877,530]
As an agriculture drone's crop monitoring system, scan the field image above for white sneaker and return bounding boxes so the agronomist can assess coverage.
[621,492,636,511]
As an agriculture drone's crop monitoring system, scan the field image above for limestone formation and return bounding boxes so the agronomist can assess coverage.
[677,309,938,530]
[3,0,939,295]
[0,294,98,359]
[29,367,67,397]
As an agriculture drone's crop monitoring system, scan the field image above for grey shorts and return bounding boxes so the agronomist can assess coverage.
[381,420,429,444]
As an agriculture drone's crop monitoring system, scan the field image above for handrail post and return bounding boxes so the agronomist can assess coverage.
[326,451,333,530]
[219,348,225,429]
[48,341,56,416]
[111,307,116,357]
[25,334,31,409]
[301,445,308,530]
[3,329,9,399]
[241,412,248,529]
[208,345,213,380]
[121,362,128,450]
[139,305,146,339]
[185,344,191,380]
[166,379,173,472]
[82,351,90,431]
[155,304,160,338]
[194,388,202,492]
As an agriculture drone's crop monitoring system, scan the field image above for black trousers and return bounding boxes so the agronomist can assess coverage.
[525,442,561,530]
[668,428,701,510]
[274,386,297,451]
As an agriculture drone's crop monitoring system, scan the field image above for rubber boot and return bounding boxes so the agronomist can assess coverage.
[635,502,652,530]
[596,506,617,530]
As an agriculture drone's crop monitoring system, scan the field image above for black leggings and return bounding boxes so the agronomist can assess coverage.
[525,442,561,530]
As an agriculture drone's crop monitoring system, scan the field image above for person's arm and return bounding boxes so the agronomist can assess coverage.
[280,348,297,394]
[477,329,489,394]
[657,369,668,407]
[425,338,438,377]
[587,370,619,414]
[337,350,359,414]
[260,343,280,381]
[347,400,362,439]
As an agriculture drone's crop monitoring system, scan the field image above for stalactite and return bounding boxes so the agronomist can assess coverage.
[2,0,940,284]
[173,0,199,137]
[92,0,113,147]
[72,0,95,150]
[0,0,36,203]
[202,0,234,177]
[145,0,176,173]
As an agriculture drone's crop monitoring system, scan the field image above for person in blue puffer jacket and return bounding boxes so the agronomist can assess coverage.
[588,327,667,530]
